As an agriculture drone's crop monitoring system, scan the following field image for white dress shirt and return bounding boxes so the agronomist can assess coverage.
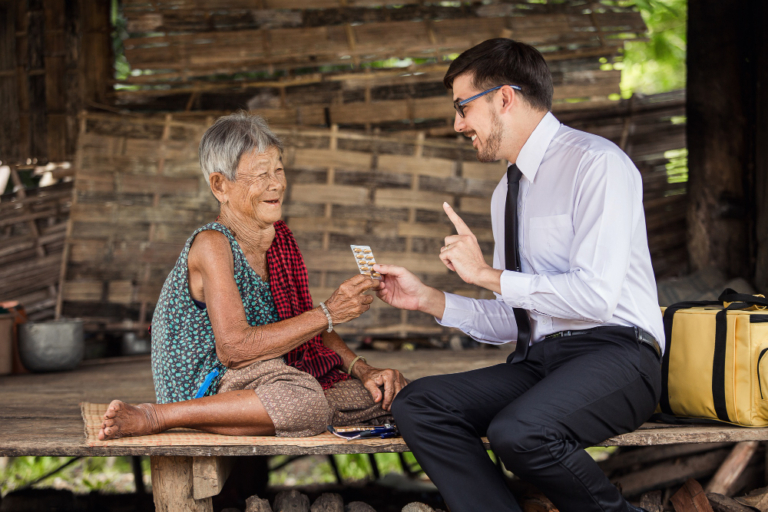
[437,112,665,353]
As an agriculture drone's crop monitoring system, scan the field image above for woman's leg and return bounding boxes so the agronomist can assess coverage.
[98,389,276,440]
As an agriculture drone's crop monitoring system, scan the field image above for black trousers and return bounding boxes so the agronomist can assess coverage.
[391,326,661,512]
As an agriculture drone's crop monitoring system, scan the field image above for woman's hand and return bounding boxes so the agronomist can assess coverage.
[325,275,378,324]
[353,363,408,411]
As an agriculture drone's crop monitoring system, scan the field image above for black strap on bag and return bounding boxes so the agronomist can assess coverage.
[712,309,729,422]
[661,289,767,421]
[718,288,768,309]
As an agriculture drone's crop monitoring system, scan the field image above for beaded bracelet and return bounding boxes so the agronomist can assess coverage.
[318,302,333,333]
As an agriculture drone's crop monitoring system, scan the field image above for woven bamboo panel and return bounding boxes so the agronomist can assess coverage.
[113,1,642,132]
[0,175,72,321]
[115,63,623,133]
[121,7,644,79]
[60,93,686,335]
[0,0,110,165]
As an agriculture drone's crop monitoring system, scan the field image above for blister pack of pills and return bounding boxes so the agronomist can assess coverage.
[350,245,381,279]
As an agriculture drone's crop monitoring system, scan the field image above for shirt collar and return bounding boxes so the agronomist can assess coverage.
[509,112,561,182]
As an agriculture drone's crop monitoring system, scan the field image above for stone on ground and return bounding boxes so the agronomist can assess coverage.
[274,489,310,512]
[311,493,344,512]
[345,502,377,512]
[402,503,435,512]
[245,494,274,512]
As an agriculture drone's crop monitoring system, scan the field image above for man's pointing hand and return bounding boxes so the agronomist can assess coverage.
[440,202,501,292]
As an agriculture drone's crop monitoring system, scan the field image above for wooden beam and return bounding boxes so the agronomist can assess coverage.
[192,456,234,500]
[705,441,760,496]
[611,448,730,496]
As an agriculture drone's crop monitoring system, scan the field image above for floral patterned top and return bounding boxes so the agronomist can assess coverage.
[151,222,280,404]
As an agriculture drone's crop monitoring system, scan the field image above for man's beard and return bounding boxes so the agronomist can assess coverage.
[476,111,504,163]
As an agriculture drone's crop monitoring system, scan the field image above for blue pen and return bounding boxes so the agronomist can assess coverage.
[194,368,219,399]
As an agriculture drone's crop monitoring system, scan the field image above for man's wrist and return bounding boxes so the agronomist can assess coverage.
[416,286,447,319]
[474,266,503,294]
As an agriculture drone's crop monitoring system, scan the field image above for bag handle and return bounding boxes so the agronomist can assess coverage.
[718,288,768,309]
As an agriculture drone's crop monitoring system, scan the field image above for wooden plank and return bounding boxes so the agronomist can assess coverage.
[61,281,102,301]
[290,184,369,206]
[374,189,452,211]
[288,217,367,235]
[192,456,234,500]
[378,154,455,178]
[119,174,200,196]
[293,148,371,171]
[460,197,491,215]
[463,161,506,182]
[397,222,452,239]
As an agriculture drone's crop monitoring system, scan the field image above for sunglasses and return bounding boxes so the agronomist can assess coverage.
[453,84,523,118]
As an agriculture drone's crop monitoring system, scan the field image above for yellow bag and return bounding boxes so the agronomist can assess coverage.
[658,289,768,427]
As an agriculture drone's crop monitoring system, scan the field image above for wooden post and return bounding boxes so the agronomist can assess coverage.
[0,0,19,165]
[150,456,213,512]
[752,3,768,292]
[687,0,767,283]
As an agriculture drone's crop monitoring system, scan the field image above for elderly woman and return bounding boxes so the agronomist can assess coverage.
[98,113,406,440]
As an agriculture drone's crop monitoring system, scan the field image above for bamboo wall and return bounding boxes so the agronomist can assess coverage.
[59,92,686,337]
[0,171,72,321]
[114,0,645,133]
[0,0,111,165]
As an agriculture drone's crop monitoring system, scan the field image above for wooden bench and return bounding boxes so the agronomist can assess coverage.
[2,349,768,512]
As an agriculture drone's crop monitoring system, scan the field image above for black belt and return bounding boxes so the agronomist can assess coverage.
[544,326,662,360]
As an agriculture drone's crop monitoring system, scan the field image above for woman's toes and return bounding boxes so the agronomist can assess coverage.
[104,400,123,418]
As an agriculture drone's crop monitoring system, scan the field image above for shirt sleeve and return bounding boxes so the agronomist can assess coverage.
[499,151,639,323]
[436,292,519,344]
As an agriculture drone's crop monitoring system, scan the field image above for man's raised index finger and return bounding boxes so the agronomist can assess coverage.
[443,202,473,235]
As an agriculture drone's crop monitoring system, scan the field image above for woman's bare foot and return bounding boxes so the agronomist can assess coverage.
[98,400,164,440]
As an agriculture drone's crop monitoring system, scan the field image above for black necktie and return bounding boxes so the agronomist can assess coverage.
[505,164,531,363]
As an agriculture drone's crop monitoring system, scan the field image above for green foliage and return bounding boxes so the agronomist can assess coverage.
[619,0,687,95]
[0,456,150,497]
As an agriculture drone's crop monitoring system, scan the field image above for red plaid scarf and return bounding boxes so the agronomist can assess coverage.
[266,221,351,390]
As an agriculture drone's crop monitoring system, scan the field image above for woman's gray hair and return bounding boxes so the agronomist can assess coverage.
[199,111,283,183]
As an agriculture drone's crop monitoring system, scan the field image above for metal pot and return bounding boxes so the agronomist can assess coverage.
[18,320,84,372]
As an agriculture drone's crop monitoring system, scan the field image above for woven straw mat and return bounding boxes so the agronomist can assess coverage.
[81,402,409,448]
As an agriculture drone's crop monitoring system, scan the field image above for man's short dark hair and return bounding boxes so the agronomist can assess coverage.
[444,38,553,112]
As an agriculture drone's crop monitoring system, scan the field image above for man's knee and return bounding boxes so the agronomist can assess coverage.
[487,418,568,473]
[392,376,447,425]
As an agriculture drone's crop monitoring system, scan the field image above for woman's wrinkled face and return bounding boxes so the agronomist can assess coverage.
[228,146,286,227]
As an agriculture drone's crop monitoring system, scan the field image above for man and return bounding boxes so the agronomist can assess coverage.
[373,38,663,512]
